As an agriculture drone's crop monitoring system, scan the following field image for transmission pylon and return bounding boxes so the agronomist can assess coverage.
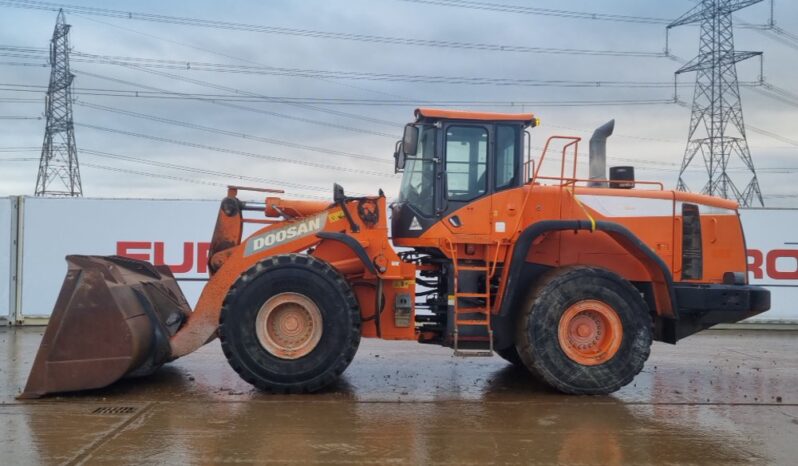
[35,9,82,197]
[668,0,764,207]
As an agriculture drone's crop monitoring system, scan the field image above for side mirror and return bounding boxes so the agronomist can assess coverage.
[402,124,419,156]
[333,183,345,202]
[393,141,406,172]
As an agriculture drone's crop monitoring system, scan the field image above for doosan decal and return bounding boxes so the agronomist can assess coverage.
[244,213,326,256]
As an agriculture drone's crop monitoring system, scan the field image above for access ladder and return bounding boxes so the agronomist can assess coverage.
[450,244,496,357]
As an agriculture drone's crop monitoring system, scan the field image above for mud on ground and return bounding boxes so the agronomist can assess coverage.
[1,327,797,464]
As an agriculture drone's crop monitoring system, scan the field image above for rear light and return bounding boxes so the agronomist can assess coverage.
[682,203,703,280]
[682,203,704,280]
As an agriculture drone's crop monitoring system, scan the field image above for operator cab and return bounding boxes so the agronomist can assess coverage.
[392,108,539,239]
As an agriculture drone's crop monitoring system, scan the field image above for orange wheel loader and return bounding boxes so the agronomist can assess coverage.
[20,108,770,398]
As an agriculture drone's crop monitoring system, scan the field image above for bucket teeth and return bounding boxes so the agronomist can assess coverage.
[19,255,192,399]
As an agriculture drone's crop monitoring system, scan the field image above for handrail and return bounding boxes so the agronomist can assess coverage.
[559,139,580,182]
[532,135,581,183]
[535,176,665,190]
[530,135,663,190]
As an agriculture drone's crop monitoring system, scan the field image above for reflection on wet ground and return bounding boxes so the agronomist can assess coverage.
[1,327,797,464]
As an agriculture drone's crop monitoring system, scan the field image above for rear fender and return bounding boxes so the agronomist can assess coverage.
[493,220,677,348]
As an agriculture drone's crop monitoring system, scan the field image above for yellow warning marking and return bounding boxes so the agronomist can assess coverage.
[328,210,346,223]
[567,187,596,232]
[393,279,413,289]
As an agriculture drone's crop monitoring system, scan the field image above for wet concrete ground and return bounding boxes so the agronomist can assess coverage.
[1,327,797,465]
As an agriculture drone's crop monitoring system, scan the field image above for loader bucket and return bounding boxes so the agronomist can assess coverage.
[19,255,192,399]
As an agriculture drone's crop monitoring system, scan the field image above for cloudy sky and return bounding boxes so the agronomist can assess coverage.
[0,0,796,206]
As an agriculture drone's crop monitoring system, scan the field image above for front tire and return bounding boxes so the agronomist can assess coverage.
[219,254,361,393]
[515,266,652,395]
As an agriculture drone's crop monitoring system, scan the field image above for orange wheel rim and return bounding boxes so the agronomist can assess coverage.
[255,292,323,360]
[557,299,623,366]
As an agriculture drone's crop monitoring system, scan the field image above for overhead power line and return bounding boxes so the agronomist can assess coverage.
[0,0,666,57]
[395,0,671,24]
[0,47,686,88]
[75,122,397,178]
[79,161,233,191]
[404,0,781,33]
[747,84,798,109]
[0,149,344,199]
[75,101,392,165]
[80,149,342,198]
[747,125,798,147]
[1,79,689,106]
[1,79,680,108]
[0,157,38,162]
[0,97,41,103]
[0,146,41,151]
[78,66,407,127]
[72,11,413,104]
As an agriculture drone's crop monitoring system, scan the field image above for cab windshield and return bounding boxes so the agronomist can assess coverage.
[398,125,436,216]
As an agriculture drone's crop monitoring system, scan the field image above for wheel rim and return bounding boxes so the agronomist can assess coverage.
[255,292,323,360]
[557,299,623,366]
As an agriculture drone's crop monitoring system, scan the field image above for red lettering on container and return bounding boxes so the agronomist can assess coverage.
[116,241,151,262]
[116,241,211,276]
[766,249,798,280]
[747,249,763,280]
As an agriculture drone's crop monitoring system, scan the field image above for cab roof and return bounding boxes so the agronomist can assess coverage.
[415,108,538,127]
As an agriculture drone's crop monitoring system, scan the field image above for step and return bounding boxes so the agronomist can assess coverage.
[455,292,489,299]
[454,349,494,357]
[456,265,490,272]
[455,319,490,326]
[454,306,489,314]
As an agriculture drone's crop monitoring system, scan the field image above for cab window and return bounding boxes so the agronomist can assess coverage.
[446,126,487,201]
[398,125,436,216]
[495,125,518,190]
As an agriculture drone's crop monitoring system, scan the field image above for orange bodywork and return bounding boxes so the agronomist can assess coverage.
[394,131,748,323]
[416,107,537,123]
[170,187,417,357]
[175,121,750,357]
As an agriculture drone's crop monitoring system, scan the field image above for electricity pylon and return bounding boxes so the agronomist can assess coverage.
[35,9,82,197]
[669,0,764,207]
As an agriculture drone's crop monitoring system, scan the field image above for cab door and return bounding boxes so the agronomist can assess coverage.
[441,124,492,239]
[490,124,527,243]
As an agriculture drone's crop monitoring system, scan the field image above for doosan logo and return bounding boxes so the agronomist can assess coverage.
[245,214,326,256]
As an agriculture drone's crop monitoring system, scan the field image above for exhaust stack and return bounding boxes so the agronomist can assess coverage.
[588,119,615,188]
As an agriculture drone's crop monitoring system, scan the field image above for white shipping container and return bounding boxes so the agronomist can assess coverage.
[740,209,798,322]
[19,197,219,317]
[0,197,12,321]
[9,197,798,323]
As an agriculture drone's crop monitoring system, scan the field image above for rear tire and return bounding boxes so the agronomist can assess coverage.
[515,266,651,395]
[219,254,361,393]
